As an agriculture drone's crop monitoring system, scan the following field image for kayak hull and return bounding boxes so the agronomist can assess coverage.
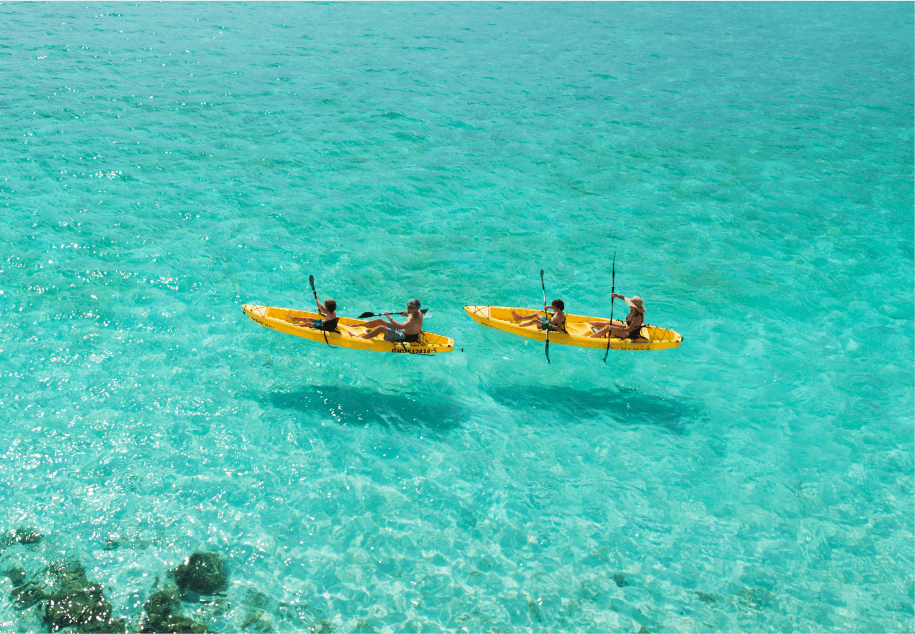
[243,304,454,354]
[463,305,682,351]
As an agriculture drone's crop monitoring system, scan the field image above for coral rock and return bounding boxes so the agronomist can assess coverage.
[140,591,209,633]
[15,528,43,544]
[3,566,27,587]
[0,527,43,548]
[10,579,44,610]
[172,553,229,595]
[42,582,125,633]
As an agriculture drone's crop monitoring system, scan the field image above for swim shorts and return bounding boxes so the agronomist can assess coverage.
[384,328,407,342]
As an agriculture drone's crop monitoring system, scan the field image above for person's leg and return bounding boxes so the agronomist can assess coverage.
[586,321,613,336]
[296,318,315,328]
[361,325,388,339]
[360,318,385,329]
[517,319,542,328]
[512,311,541,321]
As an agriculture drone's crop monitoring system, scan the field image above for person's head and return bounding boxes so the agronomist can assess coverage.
[325,299,337,313]
[408,298,421,313]
[630,296,645,313]
[551,299,564,311]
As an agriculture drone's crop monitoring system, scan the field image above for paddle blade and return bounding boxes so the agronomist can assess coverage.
[545,339,550,364]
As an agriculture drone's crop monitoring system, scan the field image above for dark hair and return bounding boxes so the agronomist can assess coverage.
[325,299,337,312]
[551,299,564,311]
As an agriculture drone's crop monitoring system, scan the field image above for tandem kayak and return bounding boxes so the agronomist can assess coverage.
[242,304,454,354]
[463,305,682,352]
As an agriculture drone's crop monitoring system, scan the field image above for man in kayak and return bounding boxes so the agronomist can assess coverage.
[360,298,423,343]
[588,294,644,338]
[512,299,567,332]
[290,298,340,332]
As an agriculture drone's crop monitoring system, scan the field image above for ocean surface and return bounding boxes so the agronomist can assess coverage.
[1,2,913,632]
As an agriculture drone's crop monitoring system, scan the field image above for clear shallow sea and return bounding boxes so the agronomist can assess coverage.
[1,2,913,632]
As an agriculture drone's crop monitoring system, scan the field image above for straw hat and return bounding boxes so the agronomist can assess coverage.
[629,296,645,313]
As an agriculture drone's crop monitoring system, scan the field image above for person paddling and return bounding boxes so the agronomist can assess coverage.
[291,297,340,332]
[512,299,567,333]
[360,299,423,343]
[588,294,644,338]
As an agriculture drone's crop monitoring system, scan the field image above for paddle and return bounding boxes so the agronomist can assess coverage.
[541,269,550,364]
[354,308,429,352]
[357,309,428,319]
[602,252,616,363]
[308,274,336,348]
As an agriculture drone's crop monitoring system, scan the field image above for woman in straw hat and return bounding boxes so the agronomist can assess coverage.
[587,294,646,339]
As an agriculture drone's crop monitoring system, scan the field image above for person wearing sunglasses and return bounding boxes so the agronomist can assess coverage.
[359,299,423,343]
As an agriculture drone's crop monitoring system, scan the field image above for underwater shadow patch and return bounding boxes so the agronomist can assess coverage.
[486,384,702,435]
[265,384,467,433]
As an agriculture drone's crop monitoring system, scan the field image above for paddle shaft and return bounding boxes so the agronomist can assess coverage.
[541,269,550,364]
[357,309,428,319]
[603,252,616,363]
[308,275,334,348]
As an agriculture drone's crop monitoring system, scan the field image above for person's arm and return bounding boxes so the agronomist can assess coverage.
[385,312,406,329]
[316,298,326,315]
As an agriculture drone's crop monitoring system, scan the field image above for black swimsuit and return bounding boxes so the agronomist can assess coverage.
[624,314,643,339]
[312,317,339,332]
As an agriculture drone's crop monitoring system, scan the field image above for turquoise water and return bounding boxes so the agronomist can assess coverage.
[1,2,913,632]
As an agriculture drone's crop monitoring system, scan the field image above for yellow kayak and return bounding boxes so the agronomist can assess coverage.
[463,305,682,352]
[242,304,454,355]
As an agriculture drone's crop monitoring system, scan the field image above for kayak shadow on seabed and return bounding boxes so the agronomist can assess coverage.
[484,384,703,435]
[264,384,468,433]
